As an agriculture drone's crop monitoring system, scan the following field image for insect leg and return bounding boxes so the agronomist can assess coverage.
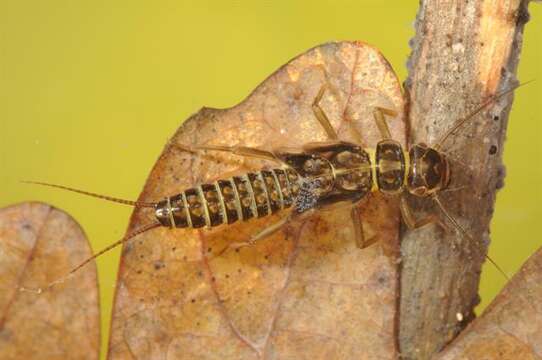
[312,85,339,140]
[315,200,376,249]
[171,143,283,164]
[373,107,398,140]
[195,144,280,162]
[217,208,317,255]
[399,195,449,232]
[214,215,293,257]
[373,107,397,139]
[227,215,291,251]
[350,206,377,249]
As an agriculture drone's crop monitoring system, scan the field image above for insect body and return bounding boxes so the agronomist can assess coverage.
[146,93,453,251]
[154,139,447,230]
[24,79,517,287]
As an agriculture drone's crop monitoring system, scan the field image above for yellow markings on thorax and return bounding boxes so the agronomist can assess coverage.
[367,148,379,192]
[368,146,410,193]
[403,149,410,188]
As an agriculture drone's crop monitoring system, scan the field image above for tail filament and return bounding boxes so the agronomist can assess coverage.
[19,221,161,294]
[22,180,155,208]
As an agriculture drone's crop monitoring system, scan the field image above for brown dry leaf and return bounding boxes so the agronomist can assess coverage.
[434,246,542,360]
[108,41,406,359]
[0,202,100,359]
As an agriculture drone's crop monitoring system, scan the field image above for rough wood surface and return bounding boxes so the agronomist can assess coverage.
[400,0,531,358]
[108,42,406,359]
[435,246,542,359]
[0,202,100,360]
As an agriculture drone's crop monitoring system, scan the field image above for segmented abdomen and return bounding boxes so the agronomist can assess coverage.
[155,168,300,228]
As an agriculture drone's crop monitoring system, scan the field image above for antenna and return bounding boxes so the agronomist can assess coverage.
[22,180,156,208]
[433,81,533,150]
[432,195,510,281]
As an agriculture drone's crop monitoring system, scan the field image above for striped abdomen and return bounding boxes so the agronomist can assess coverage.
[154,168,300,228]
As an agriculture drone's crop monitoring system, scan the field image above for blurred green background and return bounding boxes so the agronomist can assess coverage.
[2,1,540,357]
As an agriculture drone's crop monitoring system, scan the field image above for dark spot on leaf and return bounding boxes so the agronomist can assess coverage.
[191,298,196,303]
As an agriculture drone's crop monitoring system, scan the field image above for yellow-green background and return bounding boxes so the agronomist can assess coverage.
[2,1,540,358]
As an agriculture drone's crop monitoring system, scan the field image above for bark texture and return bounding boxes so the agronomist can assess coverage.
[108,42,406,360]
[0,202,100,360]
[400,0,531,358]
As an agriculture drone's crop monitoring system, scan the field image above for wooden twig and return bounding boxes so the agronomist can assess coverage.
[399,0,532,359]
